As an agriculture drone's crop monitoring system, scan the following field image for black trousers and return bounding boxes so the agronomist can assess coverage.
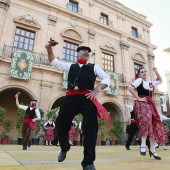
[126,123,138,147]
[80,133,84,146]
[22,122,32,147]
[55,94,98,167]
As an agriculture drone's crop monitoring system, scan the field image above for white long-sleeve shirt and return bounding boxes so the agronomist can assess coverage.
[125,104,133,112]
[51,58,110,87]
[129,78,161,91]
[159,113,169,122]
[44,120,55,127]
[79,121,82,129]
[19,105,41,120]
[72,120,77,127]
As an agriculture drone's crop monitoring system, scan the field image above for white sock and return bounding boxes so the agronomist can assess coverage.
[155,143,158,148]
[162,144,166,149]
[140,135,147,152]
[46,140,48,145]
[149,137,158,156]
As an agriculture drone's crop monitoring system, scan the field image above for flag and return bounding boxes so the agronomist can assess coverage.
[106,72,119,95]
[10,48,34,80]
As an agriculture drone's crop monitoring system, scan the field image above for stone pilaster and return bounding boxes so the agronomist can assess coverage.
[39,82,52,112]
[0,0,10,42]
[147,51,155,81]
[120,40,130,83]
[0,0,10,11]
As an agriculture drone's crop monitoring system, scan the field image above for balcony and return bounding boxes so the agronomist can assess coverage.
[131,31,142,39]
[116,73,124,83]
[66,3,82,14]
[99,16,113,27]
[1,45,125,83]
[1,45,75,67]
[2,45,51,66]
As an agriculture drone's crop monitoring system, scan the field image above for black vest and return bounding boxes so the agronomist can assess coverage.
[67,63,96,90]
[130,110,136,120]
[137,81,152,96]
[46,122,54,127]
[25,107,36,119]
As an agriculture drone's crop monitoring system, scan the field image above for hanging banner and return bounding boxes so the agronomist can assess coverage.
[105,72,119,95]
[10,48,34,80]
[62,71,68,89]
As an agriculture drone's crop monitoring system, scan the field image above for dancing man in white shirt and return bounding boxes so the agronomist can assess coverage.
[45,40,110,170]
[15,92,41,150]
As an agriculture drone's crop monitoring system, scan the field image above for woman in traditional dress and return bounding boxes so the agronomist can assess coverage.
[69,119,77,145]
[128,67,168,160]
[44,117,55,145]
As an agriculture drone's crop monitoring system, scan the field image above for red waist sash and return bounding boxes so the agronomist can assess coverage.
[66,90,110,122]
[131,119,137,123]
[23,118,36,130]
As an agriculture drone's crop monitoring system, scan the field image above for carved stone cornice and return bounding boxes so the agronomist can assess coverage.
[0,0,10,11]
[13,14,41,29]
[61,27,84,43]
[147,51,155,58]
[120,41,130,51]
[88,29,96,39]
[40,83,52,89]
[48,15,57,26]
[70,17,77,27]
[100,42,117,54]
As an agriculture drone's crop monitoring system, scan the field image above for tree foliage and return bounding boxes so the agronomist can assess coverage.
[108,119,123,141]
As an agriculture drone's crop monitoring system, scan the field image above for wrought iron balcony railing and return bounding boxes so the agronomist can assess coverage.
[1,45,124,83]
[1,45,76,67]
[116,73,124,83]
[131,31,142,39]
[99,16,113,27]
[2,45,51,66]
[66,3,82,14]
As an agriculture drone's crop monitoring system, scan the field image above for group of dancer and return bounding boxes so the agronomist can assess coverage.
[14,39,169,170]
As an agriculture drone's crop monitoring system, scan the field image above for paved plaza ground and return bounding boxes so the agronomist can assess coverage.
[0,144,170,170]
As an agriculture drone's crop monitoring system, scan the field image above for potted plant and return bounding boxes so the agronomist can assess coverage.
[0,107,6,122]
[0,107,14,144]
[108,119,123,145]
[98,117,108,145]
[0,106,6,143]
[16,107,25,144]
[1,119,14,144]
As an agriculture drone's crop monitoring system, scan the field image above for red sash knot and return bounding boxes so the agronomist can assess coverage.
[66,90,110,122]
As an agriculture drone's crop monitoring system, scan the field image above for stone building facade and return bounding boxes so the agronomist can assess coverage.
[0,0,163,144]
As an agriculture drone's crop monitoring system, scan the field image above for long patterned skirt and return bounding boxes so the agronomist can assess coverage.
[69,126,77,141]
[134,96,168,144]
[44,127,54,141]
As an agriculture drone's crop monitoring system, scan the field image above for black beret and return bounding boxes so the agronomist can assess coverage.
[76,46,91,52]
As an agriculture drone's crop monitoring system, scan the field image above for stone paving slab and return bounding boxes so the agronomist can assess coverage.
[0,145,170,170]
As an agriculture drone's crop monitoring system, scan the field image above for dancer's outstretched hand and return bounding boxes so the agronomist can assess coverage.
[48,37,59,46]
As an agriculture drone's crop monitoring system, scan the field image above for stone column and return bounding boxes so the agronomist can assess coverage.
[147,51,155,80]
[39,82,52,113]
[0,0,10,44]
[47,15,58,40]
[120,39,130,83]
[88,23,96,64]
